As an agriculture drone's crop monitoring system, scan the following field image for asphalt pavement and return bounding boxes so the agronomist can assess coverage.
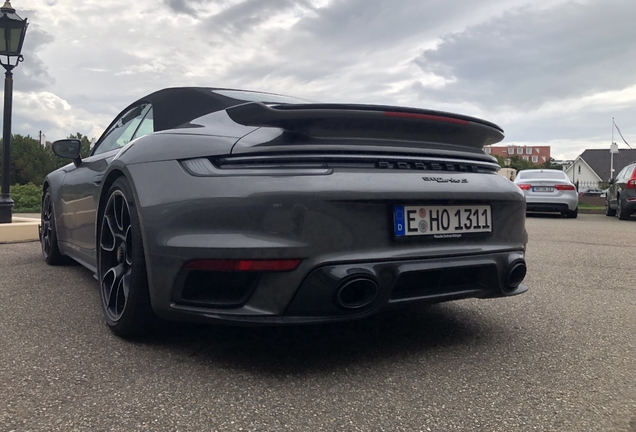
[0,214,634,431]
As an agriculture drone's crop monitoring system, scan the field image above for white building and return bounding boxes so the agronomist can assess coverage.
[564,148,636,187]
[564,157,601,185]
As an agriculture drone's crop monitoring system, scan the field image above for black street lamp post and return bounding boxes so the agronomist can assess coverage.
[0,0,27,224]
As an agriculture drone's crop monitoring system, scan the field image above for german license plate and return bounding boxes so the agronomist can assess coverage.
[394,205,492,238]
[533,186,553,192]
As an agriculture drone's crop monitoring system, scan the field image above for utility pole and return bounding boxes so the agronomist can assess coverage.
[610,118,618,181]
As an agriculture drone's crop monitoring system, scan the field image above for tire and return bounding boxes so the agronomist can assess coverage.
[98,177,156,338]
[41,190,68,265]
[566,207,578,219]
[617,196,630,220]
[605,198,616,216]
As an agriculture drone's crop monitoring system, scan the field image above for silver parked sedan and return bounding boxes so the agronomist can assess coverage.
[41,87,528,338]
[514,169,579,218]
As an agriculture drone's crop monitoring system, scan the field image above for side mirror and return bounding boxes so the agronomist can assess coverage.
[608,178,615,185]
[52,139,82,166]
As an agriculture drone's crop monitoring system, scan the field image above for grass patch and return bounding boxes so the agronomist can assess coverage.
[579,201,604,210]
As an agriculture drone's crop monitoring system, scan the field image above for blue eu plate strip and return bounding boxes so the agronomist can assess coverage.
[394,206,406,237]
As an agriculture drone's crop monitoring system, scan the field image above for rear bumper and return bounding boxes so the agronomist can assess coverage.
[154,250,527,325]
[525,202,570,213]
[127,160,528,324]
[621,197,636,214]
[525,196,578,212]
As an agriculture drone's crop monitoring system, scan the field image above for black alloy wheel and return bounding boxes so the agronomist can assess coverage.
[98,178,155,337]
[41,190,67,265]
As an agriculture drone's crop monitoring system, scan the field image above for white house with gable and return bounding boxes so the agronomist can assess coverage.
[564,157,602,185]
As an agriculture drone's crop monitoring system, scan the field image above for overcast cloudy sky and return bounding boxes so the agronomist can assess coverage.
[9,0,636,159]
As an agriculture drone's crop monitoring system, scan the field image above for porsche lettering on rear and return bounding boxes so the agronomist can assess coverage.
[422,177,468,184]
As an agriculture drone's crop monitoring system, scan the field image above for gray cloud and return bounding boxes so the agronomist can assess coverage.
[14,26,55,91]
[6,0,634,157]
[414,0,636,110]
[199,0,508,96]
[506,104,636,142]
[292,0,475,52]
[201,0,308,34]
[15,55,55,91]
[163,0,216,17]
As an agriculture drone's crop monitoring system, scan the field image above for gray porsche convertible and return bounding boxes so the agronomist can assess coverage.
[41,87,528,338]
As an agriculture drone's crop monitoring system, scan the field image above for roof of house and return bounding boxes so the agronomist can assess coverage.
[564,155,601,180]
[575,148,636,181]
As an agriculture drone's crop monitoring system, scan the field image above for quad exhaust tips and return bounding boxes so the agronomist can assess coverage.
[335,277,379,309]
[333,261,526,308]
[505,260,527,292]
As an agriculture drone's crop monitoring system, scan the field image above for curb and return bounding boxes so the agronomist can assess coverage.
[578,208,605,214]
[0,217,40,243]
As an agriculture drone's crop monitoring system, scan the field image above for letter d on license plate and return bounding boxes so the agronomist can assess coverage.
[394,205,492,237]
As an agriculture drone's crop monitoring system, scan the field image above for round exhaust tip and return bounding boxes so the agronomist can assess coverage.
[335,277,379,309]
[506,261,527,290]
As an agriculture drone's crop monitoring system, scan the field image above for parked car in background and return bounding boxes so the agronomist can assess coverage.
[514,169,579,218]
[605,161,636,220]
[578,187,604,197]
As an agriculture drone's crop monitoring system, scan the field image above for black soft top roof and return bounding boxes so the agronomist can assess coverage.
[112,87,504,148]
[131,87,244,132]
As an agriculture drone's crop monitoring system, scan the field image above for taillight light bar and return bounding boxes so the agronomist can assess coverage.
[555,184,576,191]
[517,184,532,190]
[183,259,302,272]
[383,111,470,125]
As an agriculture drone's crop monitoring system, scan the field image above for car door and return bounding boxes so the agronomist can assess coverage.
[57,104,153,267]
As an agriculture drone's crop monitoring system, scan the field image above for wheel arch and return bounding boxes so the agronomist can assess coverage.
[42,180,50,212]
[96,170,126,241]
[95,168,155,301]
[41,176,62,247]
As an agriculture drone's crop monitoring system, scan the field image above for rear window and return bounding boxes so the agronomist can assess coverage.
[518,171,567,180]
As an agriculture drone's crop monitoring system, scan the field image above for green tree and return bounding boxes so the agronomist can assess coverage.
[68,132,93,158]
[493,155,506,167]
[538,157,564,170]
[0,134,67,186]
[507,156,536,171]
[491,154,536,171]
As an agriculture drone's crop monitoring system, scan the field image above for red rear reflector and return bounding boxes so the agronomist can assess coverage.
[555,184,576,191]
[184,259,302,272]
[383,111,469,125]
[517,184,532,190]
[627,179,636,189]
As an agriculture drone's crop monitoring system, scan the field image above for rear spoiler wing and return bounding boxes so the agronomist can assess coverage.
[226,102,504,148]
